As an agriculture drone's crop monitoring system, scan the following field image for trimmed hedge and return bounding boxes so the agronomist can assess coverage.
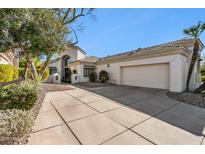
[0,64,18,83]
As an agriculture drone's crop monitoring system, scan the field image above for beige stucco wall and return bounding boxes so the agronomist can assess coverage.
[57,49,85,61]
[70,64,89,83]
[48,48,86,81]
[77,49,86,60]
[96,54,193,92]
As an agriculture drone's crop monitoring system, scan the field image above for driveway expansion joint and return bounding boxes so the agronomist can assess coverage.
[102,114,156,145]
[50,101,82,145]
[63,91,102,113]
[32,123,63,134]
[31,86,205,145]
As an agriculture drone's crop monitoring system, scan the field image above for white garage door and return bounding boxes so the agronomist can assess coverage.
[121,63,169,89]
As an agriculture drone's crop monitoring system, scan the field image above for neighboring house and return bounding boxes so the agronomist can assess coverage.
[0,50,19,67]
[49,38,204,92]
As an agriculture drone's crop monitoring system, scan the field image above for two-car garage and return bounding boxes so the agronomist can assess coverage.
[121,63,169,89]
[96,41,195,92]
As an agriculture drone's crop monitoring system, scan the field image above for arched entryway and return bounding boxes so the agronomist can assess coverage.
[61,55,71,83]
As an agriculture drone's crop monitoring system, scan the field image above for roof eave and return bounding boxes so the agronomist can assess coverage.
[96,47,190,65]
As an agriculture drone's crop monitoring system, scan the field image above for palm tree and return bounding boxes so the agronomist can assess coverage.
[195,57,205,93]
[183,21,205,91]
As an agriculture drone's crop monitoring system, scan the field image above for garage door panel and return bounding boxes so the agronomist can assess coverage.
[121,63,169,89]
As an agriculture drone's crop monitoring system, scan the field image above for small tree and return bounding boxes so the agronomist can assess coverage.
[0,8,95,81]
[99,70,109,83]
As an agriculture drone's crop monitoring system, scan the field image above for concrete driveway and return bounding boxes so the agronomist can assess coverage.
[29,85,205,145]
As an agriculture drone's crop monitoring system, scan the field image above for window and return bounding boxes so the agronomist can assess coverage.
[64,57,70,66]
[49,67,57,75]
[63,55,73,66]
[66,58,74,65]
[84,66,94,77]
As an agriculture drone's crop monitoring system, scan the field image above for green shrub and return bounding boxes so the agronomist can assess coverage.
[0,109,35,144]
[89,72,97,82]
[18,67,24,78]
[99,70,109,83]
[13,66,18,80]
[0,64,18,83]
[0,80,38,110]
[202,76,205,82]
[73,69,77,74]
[39,69,49,81]
[201,64,205,76]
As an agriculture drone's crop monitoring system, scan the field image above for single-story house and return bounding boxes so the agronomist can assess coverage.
[49,38,204,92]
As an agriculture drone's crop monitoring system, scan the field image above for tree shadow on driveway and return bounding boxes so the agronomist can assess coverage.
[74,84,205,137]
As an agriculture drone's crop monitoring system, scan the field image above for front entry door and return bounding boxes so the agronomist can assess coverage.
[64,68,71,83]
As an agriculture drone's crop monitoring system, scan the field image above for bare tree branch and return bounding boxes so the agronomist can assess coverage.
[62,8,71,24]
[63,8,86,25]
[69,26,78,46]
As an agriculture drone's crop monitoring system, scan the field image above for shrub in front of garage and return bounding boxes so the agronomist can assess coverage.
[99,70,109,83]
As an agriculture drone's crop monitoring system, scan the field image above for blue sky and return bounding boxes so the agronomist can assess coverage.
[73,9,205,58]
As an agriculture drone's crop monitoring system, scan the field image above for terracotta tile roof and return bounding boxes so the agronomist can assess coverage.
[79,56,99,63]
[98,38,197,62]
[65,45,87,54]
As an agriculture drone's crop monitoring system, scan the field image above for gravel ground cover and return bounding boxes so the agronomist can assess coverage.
[0,83,73,144]
[167,92,205,108]
[74,82,113,88]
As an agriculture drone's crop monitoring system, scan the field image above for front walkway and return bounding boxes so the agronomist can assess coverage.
[28,85,205,145]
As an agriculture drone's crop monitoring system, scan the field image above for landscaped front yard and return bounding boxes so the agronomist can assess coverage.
[0,81,72,144]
